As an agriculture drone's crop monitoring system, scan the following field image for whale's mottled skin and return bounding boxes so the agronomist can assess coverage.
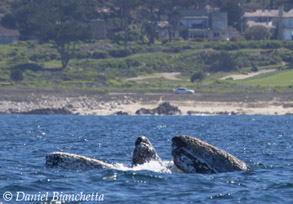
[46,136,162,170]
[46,152,115,170]
[171,135,249,174]
[132,136,162,166]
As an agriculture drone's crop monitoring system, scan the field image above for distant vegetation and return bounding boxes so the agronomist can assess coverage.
[1,0,293,70]
[0,40,292,92]
[0,0,292,92]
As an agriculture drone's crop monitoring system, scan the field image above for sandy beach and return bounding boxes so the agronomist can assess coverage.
[1,88,293,115]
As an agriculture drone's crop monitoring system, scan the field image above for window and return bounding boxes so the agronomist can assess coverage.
[213,32,220,37]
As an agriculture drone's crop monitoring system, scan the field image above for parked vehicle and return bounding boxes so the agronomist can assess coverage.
[173,87,194,94]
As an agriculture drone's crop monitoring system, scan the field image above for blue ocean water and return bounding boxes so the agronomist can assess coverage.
[0,115,292,204]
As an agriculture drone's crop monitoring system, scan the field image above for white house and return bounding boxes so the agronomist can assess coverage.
[282,9,293,40]
[244,6,293,40]
[178,9,238,41]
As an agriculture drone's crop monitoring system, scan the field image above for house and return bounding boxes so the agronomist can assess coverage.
[0,26,20,44]
[177,8,238,41]
[90,19,106,40]
[282,8,293,40]
[244,6,293,40]
[156,21,179,40]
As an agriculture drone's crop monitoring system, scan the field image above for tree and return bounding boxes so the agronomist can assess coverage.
[140,0,160,45]
[251,64,258,72]
[191,71,205,83]
[10,70,23,81]
[0,13,17,29]
[210,0,243,31]
[109,0,139,47]
[158,0,181,42]
[14,0,98,69]
[245,25,270,40]
[206,51,236,72]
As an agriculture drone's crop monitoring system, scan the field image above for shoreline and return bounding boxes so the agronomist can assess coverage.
[1,89,293,115]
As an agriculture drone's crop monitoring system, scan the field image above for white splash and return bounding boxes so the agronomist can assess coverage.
[112,160,173,174]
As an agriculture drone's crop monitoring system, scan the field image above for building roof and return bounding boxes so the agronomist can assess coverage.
[244,9,293,18]
[284,9,293,18]
[157,21,169,28]
[247,21,276,29]
[179,9,208,17]
[244,9,279,18]
[0,26,20,36]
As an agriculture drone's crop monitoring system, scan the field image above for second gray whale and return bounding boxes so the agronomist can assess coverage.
[172,135,249,174]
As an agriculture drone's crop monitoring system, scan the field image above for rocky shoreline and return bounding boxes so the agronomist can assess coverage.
[1,89,293,115]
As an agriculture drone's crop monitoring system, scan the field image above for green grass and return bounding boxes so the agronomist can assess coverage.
[229,70,293,87]
[0,40,293,92]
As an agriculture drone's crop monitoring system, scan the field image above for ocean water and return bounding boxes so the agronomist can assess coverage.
[0,115,292,204]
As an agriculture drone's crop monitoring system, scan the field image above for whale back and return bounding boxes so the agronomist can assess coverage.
[46,152,115,170]
[132,136,162,166]
[172,135,249,173]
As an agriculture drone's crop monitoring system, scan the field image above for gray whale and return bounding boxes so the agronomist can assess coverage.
[46,152,115,170]
[172,135,249,173]
[46,136,162,170]
[132,136,162,166]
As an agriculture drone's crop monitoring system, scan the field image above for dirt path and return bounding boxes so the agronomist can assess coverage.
[220,69,277,80]
[126,72,181,81]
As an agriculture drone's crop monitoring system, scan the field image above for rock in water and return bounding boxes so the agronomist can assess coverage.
[46,152,115,170]
[171,135,249,173]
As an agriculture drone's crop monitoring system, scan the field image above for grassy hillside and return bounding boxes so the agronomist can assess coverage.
[0,40,293,92]
[229,70,293,87]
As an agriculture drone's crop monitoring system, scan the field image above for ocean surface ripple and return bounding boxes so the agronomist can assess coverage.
[0,115,292,204]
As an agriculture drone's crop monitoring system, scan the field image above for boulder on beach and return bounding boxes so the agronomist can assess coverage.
[135,108,153,115]
[136,102,181,115]
[115,111,128,115]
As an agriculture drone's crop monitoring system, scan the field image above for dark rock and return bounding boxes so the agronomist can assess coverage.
[19,108,73,115]
[135,108,153,115]
[153,102,181,115]
[187,111,209,115]
[115,111,128,115]
[136,102,181,115]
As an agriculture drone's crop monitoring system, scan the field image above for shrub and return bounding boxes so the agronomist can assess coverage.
[10,70,23,81]
[72,51,91,59]
[162,37,169,45]
[109,48,132,58]
[128,24,140,41]
[245,25,270,40]
[112,31,125,43]
[91,51,109,59]
[129,45,142,54]
[125,59,141,68]
[191,71,205,82]
[251,64,258,72]
[29,53,50,62]
[13,63,42,71]
[50,53,59,60]
[230,35,245,41]
[203,51,237,72]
